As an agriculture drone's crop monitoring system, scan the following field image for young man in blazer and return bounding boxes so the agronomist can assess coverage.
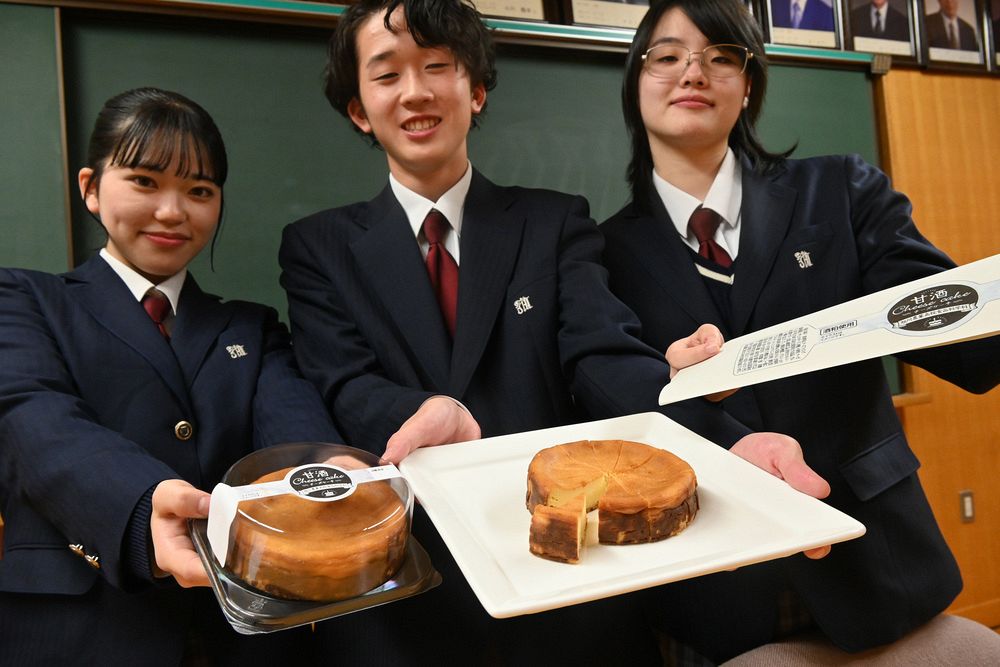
[850,0,910,41]
[770,0,835,31]
[925,0,979,50]
[280,0,830,662]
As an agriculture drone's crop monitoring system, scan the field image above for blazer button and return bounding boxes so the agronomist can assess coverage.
[85,554,101,569]
[68,543,85,557]
[174,421,194,441]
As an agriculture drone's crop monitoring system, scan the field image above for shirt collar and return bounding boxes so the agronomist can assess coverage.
[653,148,742,239]
[99,248,185,314]
[390,162,472,240]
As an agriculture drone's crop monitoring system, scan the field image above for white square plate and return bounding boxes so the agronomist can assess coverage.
[398,412,865,618]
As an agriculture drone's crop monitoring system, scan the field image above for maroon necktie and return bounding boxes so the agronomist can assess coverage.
[688,206,732,269]
[423,209,458,338]
[142,289,171,339]
[947,22,959,50]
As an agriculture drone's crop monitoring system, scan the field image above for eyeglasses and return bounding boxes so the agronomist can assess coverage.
[641,43,753,81]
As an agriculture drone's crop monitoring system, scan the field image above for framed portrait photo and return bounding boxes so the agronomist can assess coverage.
[842,0,917,61]
[921,0,986,68]
[562,0,649,30]
[990,0,1000,69]
[475,0,558,22]
[765,0,841,48]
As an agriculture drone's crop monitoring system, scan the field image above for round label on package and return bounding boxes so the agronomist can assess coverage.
[887,284,979,334]
[284,464,355,502]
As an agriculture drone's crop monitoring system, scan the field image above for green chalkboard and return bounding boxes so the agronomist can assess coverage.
[0,3,70,272]
[61,11,385,314]
[3,5,898,392]
[58,12,881,319]
[758,64,879,166]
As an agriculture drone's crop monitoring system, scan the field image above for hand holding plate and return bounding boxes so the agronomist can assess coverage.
[382,395,481,464]
[731,432,832,560]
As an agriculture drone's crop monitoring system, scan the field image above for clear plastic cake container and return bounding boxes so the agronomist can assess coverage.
[191,442,440,634]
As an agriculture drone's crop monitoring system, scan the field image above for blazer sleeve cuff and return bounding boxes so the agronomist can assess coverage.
[121,484,158,589]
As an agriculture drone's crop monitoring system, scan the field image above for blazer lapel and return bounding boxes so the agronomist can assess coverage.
[171,275,231,387]
[729,164,797,336]
[351,186,452,390]
[67,257,192,412]
[448,172,524,398]
[627,196,729,335]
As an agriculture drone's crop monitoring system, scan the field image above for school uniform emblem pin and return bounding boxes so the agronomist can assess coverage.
[513,296,533,315]
[226,344,248,359]
[794,251,813,269]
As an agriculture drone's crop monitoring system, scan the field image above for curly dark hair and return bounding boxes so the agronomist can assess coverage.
[323,0,498,143]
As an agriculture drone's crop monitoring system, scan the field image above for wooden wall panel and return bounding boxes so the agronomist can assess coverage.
[876,68,1000,628]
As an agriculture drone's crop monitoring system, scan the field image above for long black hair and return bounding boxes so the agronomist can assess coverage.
[622,0,791,210]
[323,0,497,145]
[81,87,228,260]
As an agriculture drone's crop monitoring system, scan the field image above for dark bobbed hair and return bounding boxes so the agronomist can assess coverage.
[622,0,792,210]
[323,0,498,144]
[82,87,229,263]
[84,87,227,192]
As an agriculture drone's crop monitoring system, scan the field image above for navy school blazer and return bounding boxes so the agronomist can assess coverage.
[771,0,836,31]
[0,256,341,664]
[600,154,1000,659]
[279,170,757,664]
[925,11,979,51]
[279,169,751,453]
[850,3,910,41]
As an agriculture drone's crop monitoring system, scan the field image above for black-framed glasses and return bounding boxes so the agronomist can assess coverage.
[641,44,753,80]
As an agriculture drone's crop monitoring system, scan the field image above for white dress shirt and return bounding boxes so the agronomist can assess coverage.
[652,148,743,262]
[100,248,185,319]
[872,4,885,33]
[390,163,472,265]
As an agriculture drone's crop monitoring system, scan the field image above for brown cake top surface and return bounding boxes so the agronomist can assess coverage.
[233,467,407,559]
[528,440,696,514]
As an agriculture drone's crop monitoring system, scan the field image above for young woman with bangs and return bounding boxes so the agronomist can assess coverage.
[601,0,1000,662]
[0,87,340,665]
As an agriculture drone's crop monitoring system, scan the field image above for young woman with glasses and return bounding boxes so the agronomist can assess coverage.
[601,0,1000,663]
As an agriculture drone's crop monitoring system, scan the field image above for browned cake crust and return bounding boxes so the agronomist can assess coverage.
[529,502,586,564]
[526,440,698,562]
[227,467,409,601]
[596,492,699,545]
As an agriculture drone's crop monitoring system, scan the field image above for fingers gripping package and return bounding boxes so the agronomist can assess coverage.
[191,443,440,633]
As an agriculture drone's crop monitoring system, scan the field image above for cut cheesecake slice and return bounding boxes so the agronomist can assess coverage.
[526,439,697,563]
[528,498,587,564]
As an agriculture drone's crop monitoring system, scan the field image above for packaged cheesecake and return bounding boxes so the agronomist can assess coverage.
[190,442,440,634]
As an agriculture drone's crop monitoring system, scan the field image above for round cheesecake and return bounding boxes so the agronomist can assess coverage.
[226,467,409,601]
[526,439,698,562]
